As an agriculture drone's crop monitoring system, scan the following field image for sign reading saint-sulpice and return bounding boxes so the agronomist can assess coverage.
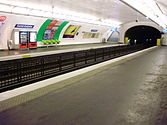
[15,24,34,29]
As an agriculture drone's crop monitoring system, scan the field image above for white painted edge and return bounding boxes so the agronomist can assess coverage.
[0,46,157,101]
[0,44,125,61]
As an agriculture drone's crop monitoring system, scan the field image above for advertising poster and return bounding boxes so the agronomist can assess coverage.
[63,25,80,38]
[43,20,63,40]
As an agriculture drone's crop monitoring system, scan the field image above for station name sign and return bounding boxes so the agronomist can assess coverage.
[15,24,34,29]
[91,29,98,32]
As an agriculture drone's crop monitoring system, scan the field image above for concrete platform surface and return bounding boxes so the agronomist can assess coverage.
[0,43,123,61]
[0,47,167,125]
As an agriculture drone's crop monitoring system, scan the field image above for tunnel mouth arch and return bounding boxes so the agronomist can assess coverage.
[125,25,161,46]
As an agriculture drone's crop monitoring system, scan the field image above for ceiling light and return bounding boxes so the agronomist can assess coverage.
[121,0,167,28]
[0,4,12,12]
[0,2,121,27]
[29,10,44,17]
[12,7,30,15]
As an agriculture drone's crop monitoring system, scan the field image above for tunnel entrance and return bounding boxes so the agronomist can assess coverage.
[125,25,161,46]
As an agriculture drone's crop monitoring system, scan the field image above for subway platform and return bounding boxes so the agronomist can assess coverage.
[0,46,167,125]
[0,42,121,59]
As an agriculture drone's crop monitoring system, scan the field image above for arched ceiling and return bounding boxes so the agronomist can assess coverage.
[0,0,167,28]
[0,0,148,23]
[156,0,167,16]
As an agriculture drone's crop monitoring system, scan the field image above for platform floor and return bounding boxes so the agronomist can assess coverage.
[0,47,167,125]
[0,42,120,57]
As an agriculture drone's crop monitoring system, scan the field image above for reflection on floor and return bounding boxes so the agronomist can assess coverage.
[0,47,166,125]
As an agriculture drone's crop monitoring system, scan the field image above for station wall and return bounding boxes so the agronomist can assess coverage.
[161,33,167,45]
[107,31,119,42]
[0,12,115,50]
[59,22,110,45]
[0,13,45,49]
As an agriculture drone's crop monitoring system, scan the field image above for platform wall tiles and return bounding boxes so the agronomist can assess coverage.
[0,12,112,49]
[59,22,110,45]
[0,12,45,49]
[107,31,119,42]
[161,33,167,45]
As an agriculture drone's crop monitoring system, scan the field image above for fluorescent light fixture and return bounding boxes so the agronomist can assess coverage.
[0,0,11,5]
[53,7,98,20]
[52,13,67,20]
[0,2,121,27]
[30,10,44,17]
[101,19,122,27]
[121,0,167,28]
[12,7,30,15]
[146,16,149,19]
[43,11,53,18]
[0,4,12,12]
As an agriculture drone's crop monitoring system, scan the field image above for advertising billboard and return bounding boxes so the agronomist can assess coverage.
[63,25,80,38]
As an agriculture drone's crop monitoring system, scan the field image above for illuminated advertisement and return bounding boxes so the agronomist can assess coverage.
[43,20,63,40]
[63,25,81,38]
[37,19,69,41]
[83,32,100,39]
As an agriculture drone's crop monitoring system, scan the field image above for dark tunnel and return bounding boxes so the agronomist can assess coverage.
[125,25,161,46]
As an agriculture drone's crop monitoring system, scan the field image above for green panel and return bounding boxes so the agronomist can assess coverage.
[54,21,69,40]
[37,19,52,41]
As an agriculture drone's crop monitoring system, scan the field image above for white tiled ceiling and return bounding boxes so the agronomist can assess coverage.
[1,0,167,24]
[156,0,167,15]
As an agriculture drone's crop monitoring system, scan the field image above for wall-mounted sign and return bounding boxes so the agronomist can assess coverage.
[91,29,98,32]
[63,25,81,38]
[163,29,167,33]
[0,16,7,22]
[15,24,34,29]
